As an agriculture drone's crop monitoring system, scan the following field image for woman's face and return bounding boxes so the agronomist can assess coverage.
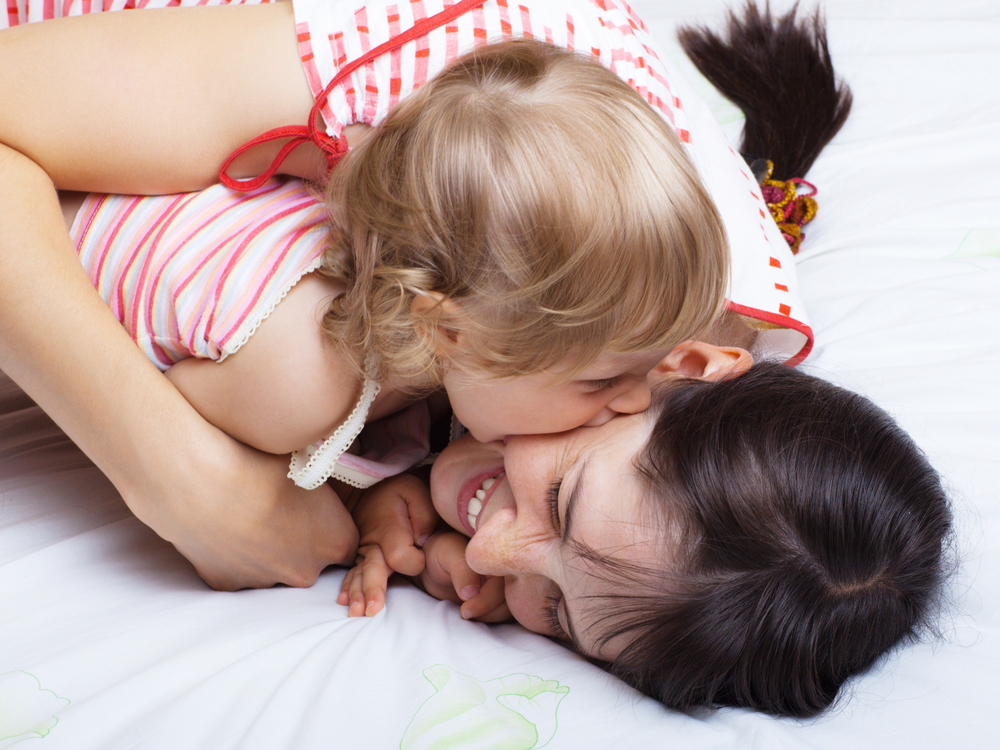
[430,411,667,660]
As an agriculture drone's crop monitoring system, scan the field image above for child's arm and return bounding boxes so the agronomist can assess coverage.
[164,273,362,456]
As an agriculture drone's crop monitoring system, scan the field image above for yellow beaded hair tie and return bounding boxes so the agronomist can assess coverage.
[748,158,819,255]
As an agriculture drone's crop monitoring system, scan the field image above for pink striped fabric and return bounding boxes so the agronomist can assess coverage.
[293,0,691,145]
[71,179,329,370]
[290,0,810,358]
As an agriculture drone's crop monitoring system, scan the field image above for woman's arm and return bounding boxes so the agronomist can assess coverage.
[0,3,325,193]
[0,5,355,588]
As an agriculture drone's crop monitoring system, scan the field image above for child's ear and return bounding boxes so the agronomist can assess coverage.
[653,340,753,383]
[410,292,466,359]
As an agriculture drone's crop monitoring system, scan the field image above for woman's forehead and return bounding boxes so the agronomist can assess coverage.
[559,498,666,659]
[567,466,657,561]
[555,419,664,655]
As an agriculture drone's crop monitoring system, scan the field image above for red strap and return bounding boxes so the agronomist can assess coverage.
[220,0,487,191]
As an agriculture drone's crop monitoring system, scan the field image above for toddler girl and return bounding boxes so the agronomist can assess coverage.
[339,0,859,620]
[64,36,729,500]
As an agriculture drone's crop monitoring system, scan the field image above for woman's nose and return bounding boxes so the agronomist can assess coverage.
[470,511,553,576]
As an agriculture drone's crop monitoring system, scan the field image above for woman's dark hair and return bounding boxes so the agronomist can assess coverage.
[577,3,930,718]
[588,362,952,717]
[678,1,853,180]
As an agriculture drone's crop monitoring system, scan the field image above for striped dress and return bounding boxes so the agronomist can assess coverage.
[70,179,328,371]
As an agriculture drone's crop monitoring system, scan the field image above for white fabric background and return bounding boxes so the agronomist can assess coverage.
[2,1,998,747]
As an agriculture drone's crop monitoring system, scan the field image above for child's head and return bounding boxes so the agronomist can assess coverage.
[429,360,952,718]
[323,39,728,438]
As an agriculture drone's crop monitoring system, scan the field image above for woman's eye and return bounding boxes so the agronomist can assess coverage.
[544,594,569,640]
[584,375,624,393]
[546,479,562,530]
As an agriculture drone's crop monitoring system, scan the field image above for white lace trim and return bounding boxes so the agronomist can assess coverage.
[328,462,384,490]
[218,257,324,363]
[287,373,381,490]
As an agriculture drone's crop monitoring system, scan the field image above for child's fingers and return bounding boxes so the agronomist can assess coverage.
[399,479,440,546]
[346,561,367,617]
[420,531,474,604]
[444,554,485,608]
[461,576,511,623]
[359,544,391,617]
[338,566,357,607]
[380,524,426,577]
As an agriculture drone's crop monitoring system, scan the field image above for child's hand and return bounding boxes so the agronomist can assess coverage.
[420,531,511,623]
[338,474,440,617]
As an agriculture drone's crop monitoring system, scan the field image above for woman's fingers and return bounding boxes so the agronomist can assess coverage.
[171,451,360,591]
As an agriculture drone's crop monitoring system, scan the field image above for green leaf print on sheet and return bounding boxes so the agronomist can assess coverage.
[0,671,70,745]
[400,665,569,750]
[951,228,1000,269]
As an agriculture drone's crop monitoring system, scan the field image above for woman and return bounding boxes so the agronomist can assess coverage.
[410,361,953,716]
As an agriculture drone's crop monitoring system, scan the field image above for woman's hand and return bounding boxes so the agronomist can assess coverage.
[162,444,360,591]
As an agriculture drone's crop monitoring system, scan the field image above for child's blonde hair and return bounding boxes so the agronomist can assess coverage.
[322,38,728,385]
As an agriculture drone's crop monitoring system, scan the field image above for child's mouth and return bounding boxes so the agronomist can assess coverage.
[457,468,505,535]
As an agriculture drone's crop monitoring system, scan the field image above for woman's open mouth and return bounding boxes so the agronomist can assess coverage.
[457,468,505,535]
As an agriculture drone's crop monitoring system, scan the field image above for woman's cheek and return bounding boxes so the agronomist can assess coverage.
[503,577,557,636]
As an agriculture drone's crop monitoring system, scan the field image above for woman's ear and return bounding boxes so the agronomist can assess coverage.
[653,340,753,383]
[410,292,466,359]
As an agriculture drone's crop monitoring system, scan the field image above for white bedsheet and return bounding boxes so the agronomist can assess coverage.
[2,1,998,747]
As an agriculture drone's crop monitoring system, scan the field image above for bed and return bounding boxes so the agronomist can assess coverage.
[1,0,997,746]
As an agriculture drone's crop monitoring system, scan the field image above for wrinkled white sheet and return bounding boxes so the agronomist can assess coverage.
[1,1,998,747]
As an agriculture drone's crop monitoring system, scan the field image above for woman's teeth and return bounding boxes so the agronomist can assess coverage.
[467,476,496,532]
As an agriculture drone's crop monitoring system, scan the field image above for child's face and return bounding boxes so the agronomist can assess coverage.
[429,411,667,660]
[441,349,668,444]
